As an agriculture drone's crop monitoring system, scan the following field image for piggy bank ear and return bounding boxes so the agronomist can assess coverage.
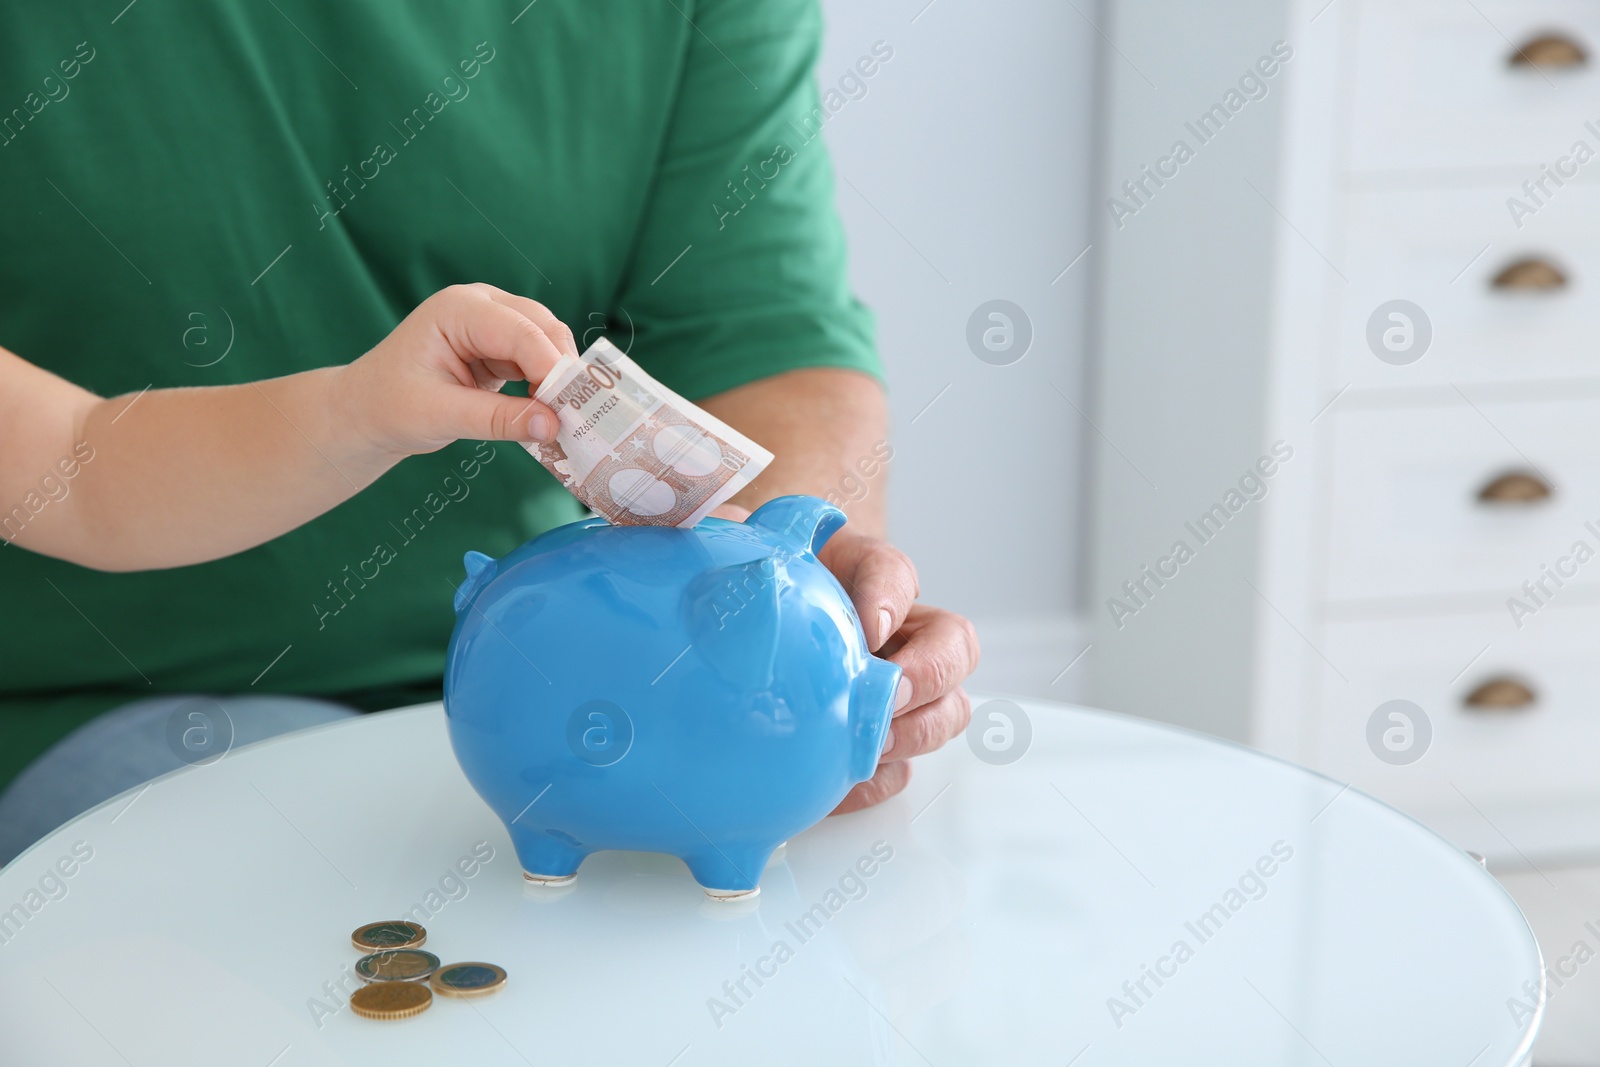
[746,495,847,556]
[454,551,498,613]
[682,557,781,690]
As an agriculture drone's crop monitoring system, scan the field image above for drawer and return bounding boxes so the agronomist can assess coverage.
[1326,398,1600,603]
[1349,0,1600,172]
[1332,185,1600,391]
[1312,607,1600,813]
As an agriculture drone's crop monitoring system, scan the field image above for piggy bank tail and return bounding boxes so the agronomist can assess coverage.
[453,551,498,613]
[849,657,903,783]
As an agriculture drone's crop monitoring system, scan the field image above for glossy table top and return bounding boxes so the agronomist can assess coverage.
[0,698,1542,1066]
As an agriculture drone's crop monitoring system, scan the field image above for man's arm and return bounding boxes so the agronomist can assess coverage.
[702,367,891,534]
[700,367,979,812]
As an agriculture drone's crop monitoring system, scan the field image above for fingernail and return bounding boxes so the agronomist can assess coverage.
[881,727,895,754]
[894,676,912,712]
[529,411,556,440]
[877,608,893,644]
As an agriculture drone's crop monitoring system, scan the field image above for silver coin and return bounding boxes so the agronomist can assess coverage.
[355,949,441,983]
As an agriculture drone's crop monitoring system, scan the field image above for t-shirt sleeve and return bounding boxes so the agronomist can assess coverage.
[611,0,881,401]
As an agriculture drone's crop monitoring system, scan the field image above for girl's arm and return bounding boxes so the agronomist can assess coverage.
[0,284,574,572]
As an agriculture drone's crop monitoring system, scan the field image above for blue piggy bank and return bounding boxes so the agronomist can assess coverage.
[443,495,902,899]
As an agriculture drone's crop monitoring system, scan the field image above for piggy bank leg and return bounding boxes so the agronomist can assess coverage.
[511,827,588,887]
[684,845,776,901]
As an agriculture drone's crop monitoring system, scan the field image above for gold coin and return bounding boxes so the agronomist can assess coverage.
[349,981,432,1020]
[351,920,426,952]
[355,949,440,983]
[430,962,508,998]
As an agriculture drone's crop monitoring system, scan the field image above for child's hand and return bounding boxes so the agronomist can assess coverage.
[332,284,579,457]
[0,284,584,570]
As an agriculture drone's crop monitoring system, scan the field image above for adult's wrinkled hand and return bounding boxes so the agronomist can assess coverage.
[709,503,980,812]
[817,528,979,813]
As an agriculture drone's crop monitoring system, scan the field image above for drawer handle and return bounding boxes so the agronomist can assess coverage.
[1510,34,1588,69]
[1477,471,1553,504]
[1464,678,1537,711]
[1491,258,1568,290]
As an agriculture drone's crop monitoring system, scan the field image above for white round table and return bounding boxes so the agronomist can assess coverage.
[0,698,1542,1066]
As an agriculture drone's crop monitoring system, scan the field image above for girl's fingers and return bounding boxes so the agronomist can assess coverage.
[434,286,568,388]
[465,359,506,392]
[476,284,580,359]
[439,388,559,443]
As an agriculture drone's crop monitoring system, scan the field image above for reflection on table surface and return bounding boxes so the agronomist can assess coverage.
[0,700,1541,1066]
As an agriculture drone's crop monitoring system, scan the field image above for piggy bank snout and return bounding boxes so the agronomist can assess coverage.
[850,656,902,782]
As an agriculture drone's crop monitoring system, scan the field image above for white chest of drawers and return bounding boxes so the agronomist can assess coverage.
[1089,0,1600,862]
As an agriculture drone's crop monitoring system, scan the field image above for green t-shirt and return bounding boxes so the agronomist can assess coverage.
[0,1,878,788]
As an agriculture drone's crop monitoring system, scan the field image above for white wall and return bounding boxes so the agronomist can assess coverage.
[1084,0,1290,740]
[816,0,1098,700]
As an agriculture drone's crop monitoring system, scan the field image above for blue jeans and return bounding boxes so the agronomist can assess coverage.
[0,695,360,865]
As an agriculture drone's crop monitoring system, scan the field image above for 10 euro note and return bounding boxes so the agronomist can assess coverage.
[521,338,774,527]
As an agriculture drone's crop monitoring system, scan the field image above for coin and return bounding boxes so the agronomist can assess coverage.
[430,962,507,998]
[351,920,426,952]
[349,980,432,1020]
[355,949,441,983]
